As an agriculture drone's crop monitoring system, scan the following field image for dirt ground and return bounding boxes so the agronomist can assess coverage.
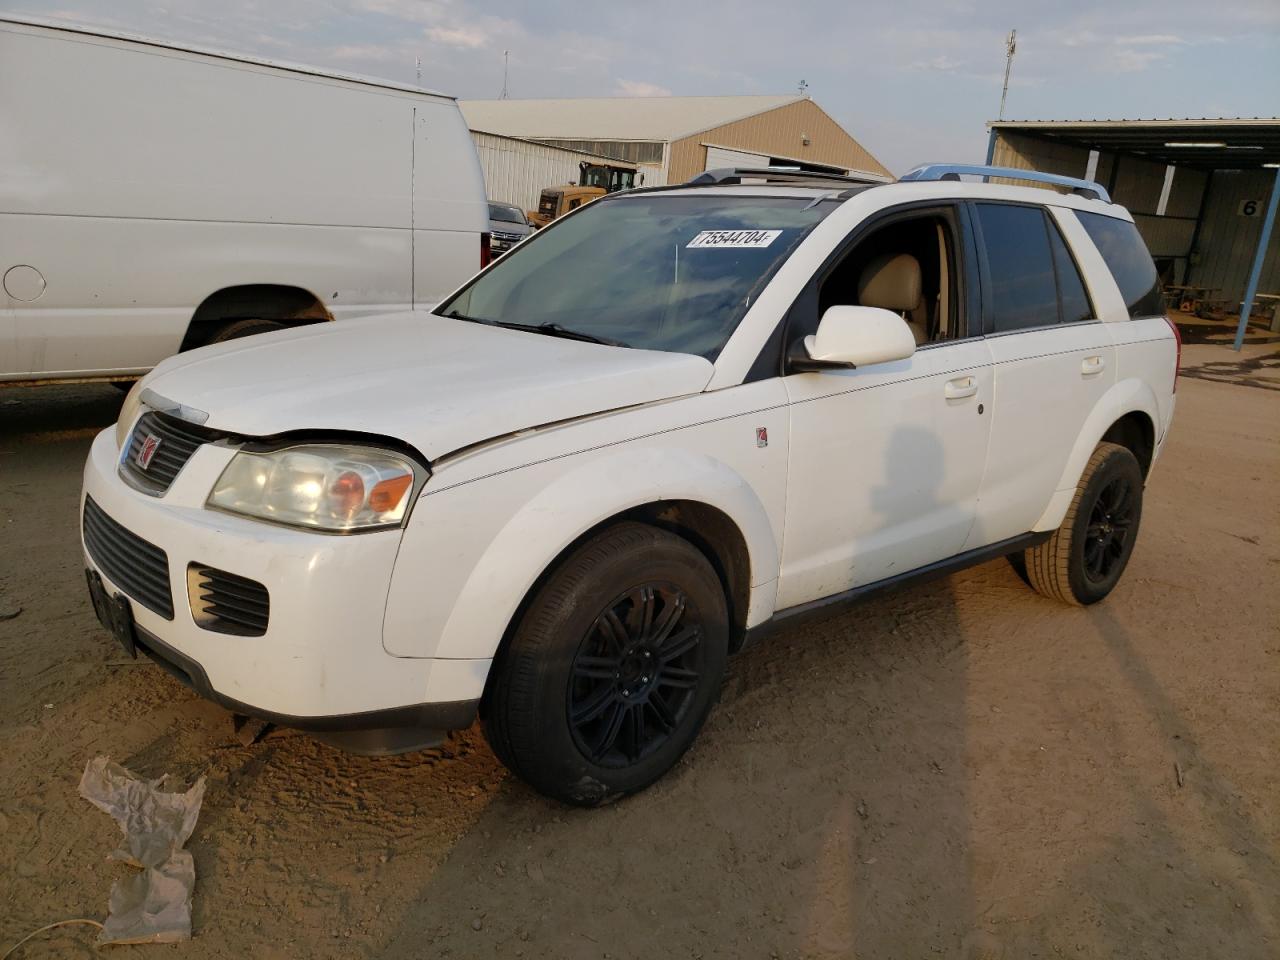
[1,346,1277,959]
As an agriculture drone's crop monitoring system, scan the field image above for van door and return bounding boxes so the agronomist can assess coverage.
[966,201,1116,547]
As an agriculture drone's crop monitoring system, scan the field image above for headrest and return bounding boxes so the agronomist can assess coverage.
[857,253,923,312]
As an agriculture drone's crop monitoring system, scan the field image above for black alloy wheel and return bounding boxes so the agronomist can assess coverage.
[1023,441,1145,605]
[1083,475,1136,582]
[568,584,704,768]
[483,522,729,806]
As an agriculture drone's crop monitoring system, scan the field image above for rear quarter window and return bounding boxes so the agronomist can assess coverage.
[974,203,1059,333]
[1076,212,1163,319]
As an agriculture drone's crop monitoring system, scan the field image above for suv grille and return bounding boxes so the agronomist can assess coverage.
[491,229,524,256]
[83,496,174,619]
[120,411,225,495]
[188,565,270,636]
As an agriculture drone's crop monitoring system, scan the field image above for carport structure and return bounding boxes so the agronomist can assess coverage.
[985,119,1280,350]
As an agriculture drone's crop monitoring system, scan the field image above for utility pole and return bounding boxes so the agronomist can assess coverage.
[500,50,510,99]
[998,29,1016,120]
[797,79,808,97]
[415,56,422,86]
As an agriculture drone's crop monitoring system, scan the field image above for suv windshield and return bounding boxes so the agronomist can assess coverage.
[440,194,836,359]
[488,202,526,224]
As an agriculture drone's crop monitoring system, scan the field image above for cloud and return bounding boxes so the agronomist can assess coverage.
[425,24,487,48]
[614,78,672,97]
[909,55,965,71]
[1059,27,1188,72]
[352,0,449,24]
[1112,48,1168,72]
[328,43,396,61]
[1115,33,1188,45]
[249,32,294,50]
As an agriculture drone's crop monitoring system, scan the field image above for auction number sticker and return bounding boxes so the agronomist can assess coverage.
[687,229,781,249]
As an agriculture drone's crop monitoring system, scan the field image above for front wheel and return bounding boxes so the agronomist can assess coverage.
[1023,442,1144,605]
[483,523,729,806]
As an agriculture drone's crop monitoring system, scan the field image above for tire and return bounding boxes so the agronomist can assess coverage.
[207,318,286,344]
[483,522,729,806]
[1023,442,1144,605]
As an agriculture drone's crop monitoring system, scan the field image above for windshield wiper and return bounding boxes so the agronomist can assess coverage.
[441,309,496,326]
[525,323,629,348]
[442,311,627,348]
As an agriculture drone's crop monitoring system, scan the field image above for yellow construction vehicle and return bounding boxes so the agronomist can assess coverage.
[527,161,638,229]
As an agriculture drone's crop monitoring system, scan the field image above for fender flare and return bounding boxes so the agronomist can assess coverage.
[430,446,781,660]
[1033,377,1160,531]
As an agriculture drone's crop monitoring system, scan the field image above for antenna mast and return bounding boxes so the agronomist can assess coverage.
[998,29,1016,119]
[500,50,510,99]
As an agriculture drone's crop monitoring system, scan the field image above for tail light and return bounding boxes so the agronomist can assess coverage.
[480,232,492,269]
[1163,315,1182,393]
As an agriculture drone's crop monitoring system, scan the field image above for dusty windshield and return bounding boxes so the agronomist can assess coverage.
[488,202,526,224]
[439,194,835,359]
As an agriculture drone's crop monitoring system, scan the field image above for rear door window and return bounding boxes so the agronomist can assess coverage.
[1047,219,1094,324]
[974,203,1058,332]
[1076,212,1163,319]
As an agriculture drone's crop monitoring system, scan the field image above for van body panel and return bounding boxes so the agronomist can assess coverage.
[0,17,486,382]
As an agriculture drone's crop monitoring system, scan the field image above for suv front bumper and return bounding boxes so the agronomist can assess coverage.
[80,426,489,751]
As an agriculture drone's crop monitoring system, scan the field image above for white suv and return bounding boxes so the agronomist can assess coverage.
[81,164,1179,805]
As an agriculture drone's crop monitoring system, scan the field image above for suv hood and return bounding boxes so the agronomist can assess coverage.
[141,313,714,461]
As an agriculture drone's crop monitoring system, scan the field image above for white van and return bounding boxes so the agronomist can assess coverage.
[0,16,489,385]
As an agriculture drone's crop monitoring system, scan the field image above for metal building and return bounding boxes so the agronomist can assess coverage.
[470,132,637,212]
[986,119,1280,345]
[460,95,892,190]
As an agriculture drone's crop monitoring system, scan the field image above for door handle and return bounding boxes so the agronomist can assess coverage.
[944,376,977,400]
[1081,355,1106,376]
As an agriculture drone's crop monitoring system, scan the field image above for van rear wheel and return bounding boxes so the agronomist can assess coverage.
[207,318,285,344]
[483,523,729,806]
[1023,442,1144,605]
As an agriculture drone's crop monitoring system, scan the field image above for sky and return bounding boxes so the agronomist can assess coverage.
[4,0,1278,174]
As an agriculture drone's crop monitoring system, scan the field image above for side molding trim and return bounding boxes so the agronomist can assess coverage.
[742,531,1051,649]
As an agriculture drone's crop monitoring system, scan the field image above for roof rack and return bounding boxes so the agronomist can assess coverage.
[898,163,1111,203]
[688,166,886,189]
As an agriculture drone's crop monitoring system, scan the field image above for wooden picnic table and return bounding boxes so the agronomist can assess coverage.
[1248,293,1280,332]
[1164,284,1221,300]
[1163,284,1224,316]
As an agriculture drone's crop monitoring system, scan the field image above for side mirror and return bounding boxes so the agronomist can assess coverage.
[789,305,917,372]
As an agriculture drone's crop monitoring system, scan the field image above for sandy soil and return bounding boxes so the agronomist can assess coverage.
[1,356,1277,959]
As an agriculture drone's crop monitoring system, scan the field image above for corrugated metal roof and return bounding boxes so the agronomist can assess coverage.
[461,95,803,143]
[989,118,1279,127]
[989,118,1280,169]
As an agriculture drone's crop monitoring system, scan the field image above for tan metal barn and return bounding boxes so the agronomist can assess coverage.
[469,132,637,212]
[460,95,891,189]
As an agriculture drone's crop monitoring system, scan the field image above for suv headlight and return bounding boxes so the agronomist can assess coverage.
[207,445,420,532]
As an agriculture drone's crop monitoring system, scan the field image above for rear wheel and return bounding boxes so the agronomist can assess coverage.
[1023,442,1144,605]
[483,523,729,806]
[207,318,285,344]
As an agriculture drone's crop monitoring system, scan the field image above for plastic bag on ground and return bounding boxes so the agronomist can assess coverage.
[78,756,207,945]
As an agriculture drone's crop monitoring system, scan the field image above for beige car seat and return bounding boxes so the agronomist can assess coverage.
[857,253,928,345]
